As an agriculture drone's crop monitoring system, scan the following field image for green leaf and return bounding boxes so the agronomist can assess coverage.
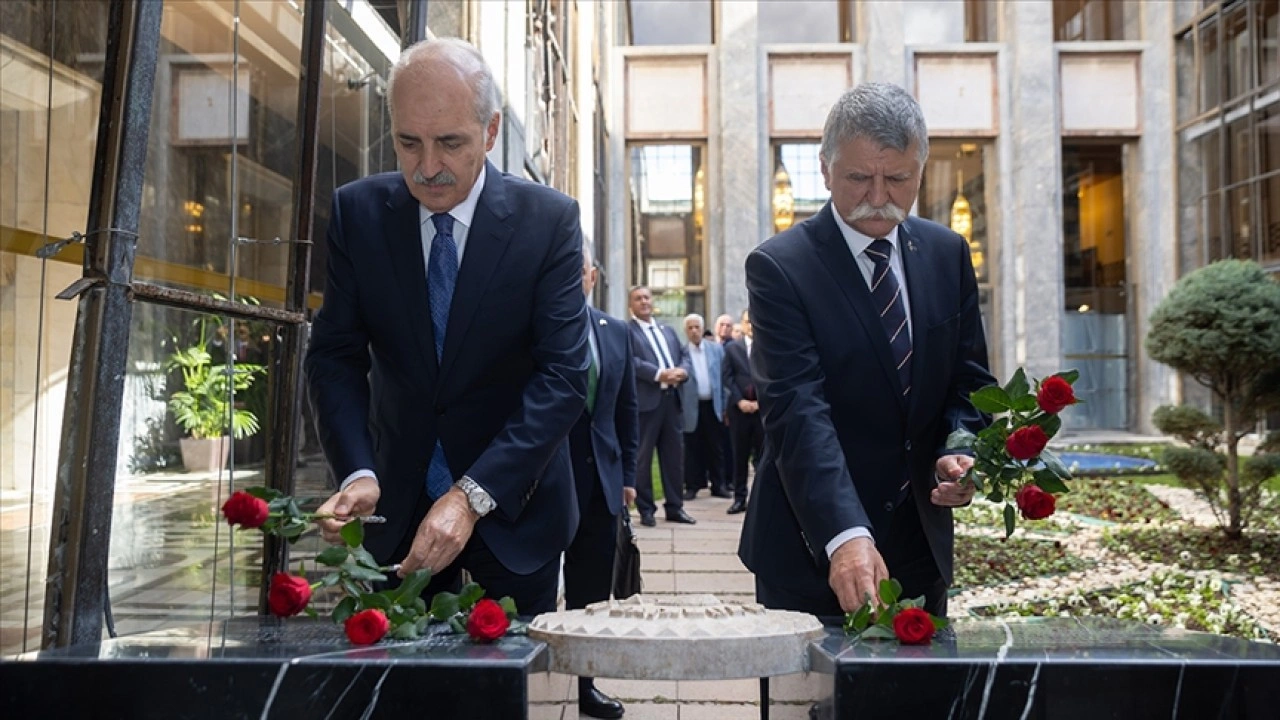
[341,579,364,598]
[1012,394,1040,413]
[360,592,392,610]
[340,563,388,583]
[1003,503,1016,538]
[970,386,1015,414]
[1033,474,1070,494]
[878,578,902,606]
[987,488,1004,504]
[267,497,292,512]
[245,486,281,501]
[968,470,984,492]
[350,546,380,570]
[458,582,485,611]
[332,596,358,624]
[340,519,364,548]
[1039,449,1071,479]
[448,617,467,634]
[396,569,433,605]
[944,428,977,450]
[387,621,420,640]
[412,597,427,614]
[319,573,342,588]
[844,604,873,634]
[506,620,528,635]
[498,596,518,618]
[430,592,461,621]
[931,616,950,631]
[1003,368,1029,400]
[315,546,350,566]
[286,498,302,519]
[304,606,319,618]
[1054,369,1080,385]
[859,625,897,641]
[1032,413,1062,439]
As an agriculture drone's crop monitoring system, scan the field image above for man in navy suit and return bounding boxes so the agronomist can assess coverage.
[739,83,994,618]
[563,242,638,719]
[722,309,763,515]
[306,38,588,615]
[627,286,696,526]
[680,314,729,500]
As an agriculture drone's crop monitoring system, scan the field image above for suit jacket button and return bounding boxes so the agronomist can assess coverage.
[904,440,913,451]
[585,455,594,465]
[883,501,894,512]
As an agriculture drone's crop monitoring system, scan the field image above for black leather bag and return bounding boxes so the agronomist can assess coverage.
[612,512,643,599]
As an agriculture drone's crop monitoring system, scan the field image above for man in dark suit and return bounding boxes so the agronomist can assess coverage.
[306,38,588,615]
[680,314,729,500]
[627,286,696,527]
[723,309,763,515]
[563,242,637,719]
[739,82,994,618]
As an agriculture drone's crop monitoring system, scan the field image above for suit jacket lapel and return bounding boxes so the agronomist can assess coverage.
[898,220,929,427]
[810,203,908,412]
[385,182,440,380]
[439,163,515,380]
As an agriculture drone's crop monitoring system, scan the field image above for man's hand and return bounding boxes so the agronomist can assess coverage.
[658,368,682,384]
[622,486,637,507]
[316,476,380,544]
[828,536,889,612]
[397,487,479,578]
[737,399,759,414]
[671,368,688,383]
[930,454,977,507]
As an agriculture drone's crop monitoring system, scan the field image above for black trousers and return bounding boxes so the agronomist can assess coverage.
[380,498,560,615]
[684,399,727,493]
[636,390,684,515]
[755,495,948,619]
[727,407,764,502]
[564,417,620,610]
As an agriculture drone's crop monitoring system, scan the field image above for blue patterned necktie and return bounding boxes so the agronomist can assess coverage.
[865,239,912,398]
[425,213,458,499]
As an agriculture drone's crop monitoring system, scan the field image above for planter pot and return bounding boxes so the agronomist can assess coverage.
[180,436,231,473]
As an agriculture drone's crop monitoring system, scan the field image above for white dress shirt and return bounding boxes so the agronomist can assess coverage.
[632,316,674,387]
[824,205,916,557]
[340,167,488,491]
[687,341,712,400]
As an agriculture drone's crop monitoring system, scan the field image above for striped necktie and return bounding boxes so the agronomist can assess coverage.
[865,238,912,398]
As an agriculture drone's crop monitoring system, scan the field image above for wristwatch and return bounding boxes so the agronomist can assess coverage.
[455,476,496,517]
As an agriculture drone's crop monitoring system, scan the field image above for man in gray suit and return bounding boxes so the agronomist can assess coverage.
[628,286,696,526]
[680,314,730,500]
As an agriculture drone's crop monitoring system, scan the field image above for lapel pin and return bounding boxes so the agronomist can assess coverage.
[599,318,608,326]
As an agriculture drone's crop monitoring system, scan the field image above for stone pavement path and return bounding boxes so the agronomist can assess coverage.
[531,492,824,720]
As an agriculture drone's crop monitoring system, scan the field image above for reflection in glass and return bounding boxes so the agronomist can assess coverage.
[1200,18,1221,112]
[1224,5,1252,100]
[774,143,826,228]
[1061,145,1128,429]
[628,0,712,46]
[1229,185,1255,259]
[628,144,707,319]
[0,0,109,655]
[758,1,852,44]
[1176,31,1196,122]
[1262,176,1280,265]
[1261,0,1279,88]
[1053,0,1128,41]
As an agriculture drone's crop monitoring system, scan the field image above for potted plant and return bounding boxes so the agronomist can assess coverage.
[167,322,265,472]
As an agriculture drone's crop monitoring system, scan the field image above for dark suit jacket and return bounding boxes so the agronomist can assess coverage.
[627,319,691,413]
[738,206,993,601]
[722,339,755,407]
[572,307,640,516]
[305,162,589,574]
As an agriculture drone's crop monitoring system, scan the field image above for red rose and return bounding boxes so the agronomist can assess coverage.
[466,598,510,643]
[344,609,390,645]
[267,573,312,617]
[892,607,935,645]
[1015,484,1056,520]
[1005,426,1048,461]
[222,491,269,528]
[1036,376,1076,414]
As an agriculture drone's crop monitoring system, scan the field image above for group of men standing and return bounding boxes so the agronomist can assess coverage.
[304,34,993,720]
[626,290,763,528]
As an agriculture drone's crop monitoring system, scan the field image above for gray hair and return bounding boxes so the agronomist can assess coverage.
[387,38,502,126]
[684,313,705,327]
[820,83,929,167]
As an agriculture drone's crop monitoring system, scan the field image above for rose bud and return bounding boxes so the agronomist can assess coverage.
[222,491,269,529]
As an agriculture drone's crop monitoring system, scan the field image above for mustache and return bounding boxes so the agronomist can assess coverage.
[845,202,906,223]
[412,169,457,187]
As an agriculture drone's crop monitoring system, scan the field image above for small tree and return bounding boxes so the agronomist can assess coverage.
[1146,259,1280,539]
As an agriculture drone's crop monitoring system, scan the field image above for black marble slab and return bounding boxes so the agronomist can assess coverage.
[810,617,1280,719]
[1,617,547,719]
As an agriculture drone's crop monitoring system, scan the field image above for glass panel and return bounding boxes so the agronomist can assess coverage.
[0,0,109,656]
[1053,0,1128,42]
[1261,107,1280,184]
[1205,192,1226,262]
[918,140,992,286]
[1224,4,1252,100]
[1226,115,1253,184]
[1261,0,1279,88]
[1228,184,1256,259]
[1202,129,1222,193]
[966,0,996,42]
[629,0,712,45]
[904,1,967,45]
[1262,175,1280,265]
[758,1,844,44]
[1176,31,1197,122]
[627,144,707,321]
[1062,144,1128,430]
[428,0,467,37]
[1201,18,1221,111]
[773,143,826,233]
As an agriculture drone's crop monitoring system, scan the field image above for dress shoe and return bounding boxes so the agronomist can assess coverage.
[683,488,700,501]
[639,512,656,527]
[665,508,697,524]
[727,500,747,514]
[710,487,732,499]
[579,685,625,719]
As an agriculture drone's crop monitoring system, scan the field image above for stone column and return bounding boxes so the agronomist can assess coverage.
[715,1,760,321]
[862,1,907,86]
[999,0,1064,383]
[1131,0,1180,430]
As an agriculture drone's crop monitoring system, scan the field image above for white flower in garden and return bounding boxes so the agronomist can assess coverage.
[1226,554,1240,566]
[1147,614,1163,625]
[1178,551,1192,562]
